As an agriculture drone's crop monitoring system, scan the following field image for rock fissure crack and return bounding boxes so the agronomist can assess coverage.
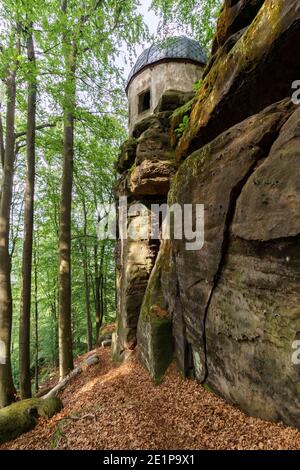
[201,122,290,383]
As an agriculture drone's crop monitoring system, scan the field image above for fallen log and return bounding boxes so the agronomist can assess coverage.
[42,354,99,399]
[0,396,63,444]
[35,385,53,398]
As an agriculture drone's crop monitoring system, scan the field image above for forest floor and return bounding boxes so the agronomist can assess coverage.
[1,347,300,450]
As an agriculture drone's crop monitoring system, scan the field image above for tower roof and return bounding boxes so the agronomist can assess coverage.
[126,36,207,91]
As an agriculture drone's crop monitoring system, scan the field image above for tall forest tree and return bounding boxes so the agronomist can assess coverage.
[58,0,76,379]
[56,0,145,379]
[19,21,37,399]
[0,18,20,408]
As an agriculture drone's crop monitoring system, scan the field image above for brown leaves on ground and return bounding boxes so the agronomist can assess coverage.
[99,323,116,336]
[1,348,300,450]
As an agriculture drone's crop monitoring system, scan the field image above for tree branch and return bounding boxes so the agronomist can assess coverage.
[15,121,59,139]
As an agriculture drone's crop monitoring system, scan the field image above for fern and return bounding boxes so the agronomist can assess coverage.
[175,115,189,137]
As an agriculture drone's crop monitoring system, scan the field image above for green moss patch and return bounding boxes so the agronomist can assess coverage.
[0,396,63,444]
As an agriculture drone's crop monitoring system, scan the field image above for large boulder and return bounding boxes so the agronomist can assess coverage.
[205,235,300,427]
[129,160,177,197]
[128,113,177,197]
[154,90,195,113]
[132,112,172,140]
[168,99,294,382]
[136,122,174,165]
[203,105,300,427]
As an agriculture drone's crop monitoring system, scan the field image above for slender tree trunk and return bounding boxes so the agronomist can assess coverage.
[0,115,5,207]
[101,271,105,322]
[101,245,107,321]
[82,199,92,351]
[94,242,105,343]
[19,28,37,399]
[50,296,58,366]
[0,69,17,408]
[83,249,93,351]
[58,111,75,378]
[33,239,39,393]
[94,243,101,343]
[58,0,76,378]
[0,116,5,170]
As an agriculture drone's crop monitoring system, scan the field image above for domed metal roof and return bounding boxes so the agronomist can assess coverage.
[126,36,207,90]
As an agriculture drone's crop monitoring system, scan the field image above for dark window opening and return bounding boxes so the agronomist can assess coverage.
[138,89,151,114]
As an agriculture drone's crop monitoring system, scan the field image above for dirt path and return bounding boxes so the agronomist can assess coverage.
[1,348,300,450]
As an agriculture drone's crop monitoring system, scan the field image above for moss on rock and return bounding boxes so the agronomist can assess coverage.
[170,98,196,148]
[0,396,63,444]
[154,90,195,114]
[176,0,300,160]
[137,243,174,383]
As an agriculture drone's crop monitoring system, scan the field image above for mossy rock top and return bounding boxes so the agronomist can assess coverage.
[0,396,63,444]
[154,90,195,113]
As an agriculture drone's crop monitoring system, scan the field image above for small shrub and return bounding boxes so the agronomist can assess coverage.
[175,115,189,137]
[193,79,203,93]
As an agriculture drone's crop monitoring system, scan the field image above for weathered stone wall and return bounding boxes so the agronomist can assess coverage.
[127,62,204,134]
[115,0,300,429]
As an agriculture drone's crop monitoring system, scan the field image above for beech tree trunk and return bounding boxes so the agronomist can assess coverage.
[0,396,63,444]
[82,198,93,351]
[58,109,75,378]
[0,69,17,408]
[0,115,4,209]
[58,0,76,379]
[19,28,37,399]
[34,240,39,394]
[94,243,101,343]
[94,242,105,343]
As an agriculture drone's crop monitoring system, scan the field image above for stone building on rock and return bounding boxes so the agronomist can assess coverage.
[126,36,206,134]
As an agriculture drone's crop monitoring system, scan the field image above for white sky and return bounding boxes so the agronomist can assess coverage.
[120,0,160,79]
[138,0,161,37]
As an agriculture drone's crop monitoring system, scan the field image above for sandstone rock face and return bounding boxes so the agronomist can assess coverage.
[169,99,295,382]
[129,160,176,197]
[204,106,300,426]
[177,0,300,160]
[137,242,174,382]
[154,90,195,113]
[115,0,300,428]
[114,92,189,362]
[212,0,264,55]
[116,138,137,174]
[114,203,160,360]
[232,106,300,241]
[206,236,300,427]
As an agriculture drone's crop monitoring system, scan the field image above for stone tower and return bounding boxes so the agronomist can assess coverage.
[126,36,206,134]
